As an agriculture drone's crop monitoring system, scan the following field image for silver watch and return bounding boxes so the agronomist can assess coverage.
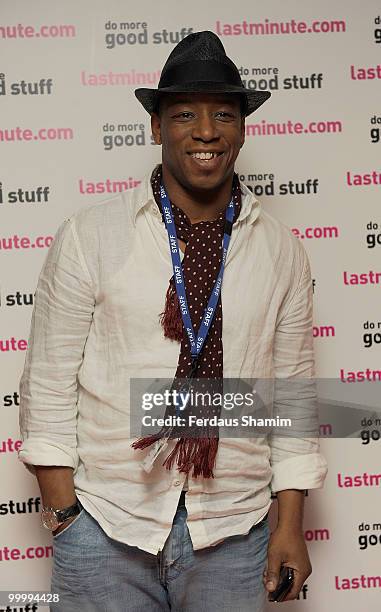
[41,499,81,531]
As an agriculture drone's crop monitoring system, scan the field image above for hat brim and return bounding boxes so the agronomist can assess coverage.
[135,82,271,117]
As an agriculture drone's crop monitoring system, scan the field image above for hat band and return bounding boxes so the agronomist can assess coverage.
[159,60,243,89]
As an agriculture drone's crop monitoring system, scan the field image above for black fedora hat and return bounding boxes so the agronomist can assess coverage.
[135,30,271,116]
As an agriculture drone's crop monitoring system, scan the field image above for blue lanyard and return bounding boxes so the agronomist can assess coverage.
[160,183,235,376]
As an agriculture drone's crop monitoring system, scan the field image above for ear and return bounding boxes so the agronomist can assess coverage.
[151,112,162,145]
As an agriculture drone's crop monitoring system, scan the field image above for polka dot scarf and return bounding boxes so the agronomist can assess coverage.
[132,164,242,478]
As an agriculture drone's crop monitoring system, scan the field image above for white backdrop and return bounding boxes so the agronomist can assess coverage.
[1,0,381,610]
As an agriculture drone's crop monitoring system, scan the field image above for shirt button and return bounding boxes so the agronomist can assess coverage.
[173,480,181,487]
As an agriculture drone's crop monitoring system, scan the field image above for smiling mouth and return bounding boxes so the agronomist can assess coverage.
[188,152,223,161]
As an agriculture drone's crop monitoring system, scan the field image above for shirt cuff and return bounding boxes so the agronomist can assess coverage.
[18,439,79,476]
[270,452,328,494]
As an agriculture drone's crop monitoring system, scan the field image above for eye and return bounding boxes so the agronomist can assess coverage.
[173,111,194,120]
[215,111,235,120]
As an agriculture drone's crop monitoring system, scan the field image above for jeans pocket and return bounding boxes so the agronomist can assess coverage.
[53,508,85,540]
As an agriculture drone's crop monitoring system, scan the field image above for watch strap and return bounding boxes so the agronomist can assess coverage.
[56,500,81,523]
[51,500,81,525]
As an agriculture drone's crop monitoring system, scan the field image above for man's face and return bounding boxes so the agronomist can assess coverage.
[151,92,245,193]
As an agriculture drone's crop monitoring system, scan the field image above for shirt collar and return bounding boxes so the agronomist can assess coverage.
[130,166,261,227]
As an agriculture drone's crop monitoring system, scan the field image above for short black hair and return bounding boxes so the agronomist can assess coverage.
[152,92,247,117]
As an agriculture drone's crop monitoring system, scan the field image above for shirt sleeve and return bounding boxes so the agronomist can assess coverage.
[18,216,95,476]
[269,238,328,493]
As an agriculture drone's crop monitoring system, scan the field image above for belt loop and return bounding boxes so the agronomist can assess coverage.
[157,549,165,584]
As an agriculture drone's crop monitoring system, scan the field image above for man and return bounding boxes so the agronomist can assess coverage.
[18,31,327,611]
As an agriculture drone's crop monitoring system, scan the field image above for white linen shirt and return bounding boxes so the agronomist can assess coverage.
[18,170,328,555]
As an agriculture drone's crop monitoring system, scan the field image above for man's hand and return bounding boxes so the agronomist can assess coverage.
[263,489,311,601]
[263,524,311,601]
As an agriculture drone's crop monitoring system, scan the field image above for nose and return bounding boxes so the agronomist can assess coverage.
[191,112,219,142]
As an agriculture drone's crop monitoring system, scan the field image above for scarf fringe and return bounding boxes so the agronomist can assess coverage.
[162,436,218,478]
[131,430,166,450]
[159,280,183,342]
[131,431,218,479]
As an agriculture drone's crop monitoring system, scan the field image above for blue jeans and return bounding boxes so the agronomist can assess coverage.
[51,497,270,612]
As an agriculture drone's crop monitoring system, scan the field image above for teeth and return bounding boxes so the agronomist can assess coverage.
[191,152,219,160]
